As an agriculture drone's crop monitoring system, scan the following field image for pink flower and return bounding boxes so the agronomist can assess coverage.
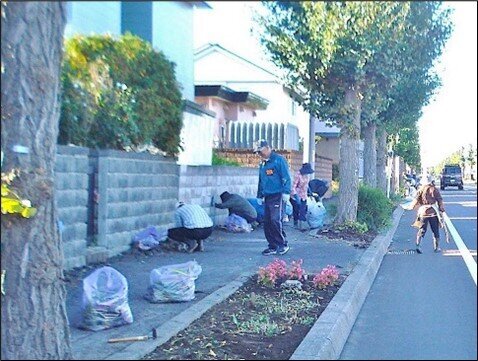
[312,265,339,289]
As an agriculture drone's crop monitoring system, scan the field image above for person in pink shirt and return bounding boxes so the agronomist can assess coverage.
[290,163,314,230]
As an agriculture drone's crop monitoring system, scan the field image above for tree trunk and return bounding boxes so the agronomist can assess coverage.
[336,86,361,224]
[363,122,377,187]
[398,157,406,189]
[376,126,387,194]
[390,156,396,195]
[1,3,71,360]
[308,114,316,177]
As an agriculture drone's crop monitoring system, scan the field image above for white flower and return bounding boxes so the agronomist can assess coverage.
[121,83,127,91]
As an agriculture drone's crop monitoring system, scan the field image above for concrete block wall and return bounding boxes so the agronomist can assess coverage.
[178,165,258,225]
[96,149,179,257]
[55,145,90,270]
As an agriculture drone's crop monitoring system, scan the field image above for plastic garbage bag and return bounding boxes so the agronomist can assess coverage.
[80,266,133,331]
[144,261,202,303]
[306,197,327,229]
[132,226,168,251]
[224,213,253,233]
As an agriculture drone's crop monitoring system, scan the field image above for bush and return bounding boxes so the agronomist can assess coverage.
[59,33,183,155]
[330,180,339,195]
[332,164,339,181]
[212,151,241,166]
[357,184,393,231]
[336,220,368,234]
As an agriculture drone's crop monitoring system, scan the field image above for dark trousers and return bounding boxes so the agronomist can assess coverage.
[264,193,287,249]
[290,197,307,222]
[417,216,440,239]
[168,227,213,243]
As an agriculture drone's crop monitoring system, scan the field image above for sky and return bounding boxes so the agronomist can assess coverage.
[194,1,478,168]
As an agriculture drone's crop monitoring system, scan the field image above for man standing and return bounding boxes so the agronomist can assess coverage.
[167,202,213,253]
[254,140,291,255]
[408,173,446,254]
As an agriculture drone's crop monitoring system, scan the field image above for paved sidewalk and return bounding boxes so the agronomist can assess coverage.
[64,205,403,360]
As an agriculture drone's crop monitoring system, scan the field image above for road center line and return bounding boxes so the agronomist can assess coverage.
[443,213,477,286]
[447,217,477,220]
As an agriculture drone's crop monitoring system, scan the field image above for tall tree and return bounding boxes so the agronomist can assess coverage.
[375,2,452,193]
[256,1,409,223]
[1,2,71,359]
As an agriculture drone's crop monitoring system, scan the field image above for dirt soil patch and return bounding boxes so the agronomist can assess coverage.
[317,226,378,249]
[142,273,347,360]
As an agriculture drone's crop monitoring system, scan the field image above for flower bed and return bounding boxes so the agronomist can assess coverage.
[143,261,346,360]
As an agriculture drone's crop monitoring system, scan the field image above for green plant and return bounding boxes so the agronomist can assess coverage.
[212,151,241,166]
[357,184,393,231]
[59,33,183,155]
[330,180,339,196]
[336,220,369,234]
[324,202,337,219]
[332,164,339,181]
[1,169,37,218]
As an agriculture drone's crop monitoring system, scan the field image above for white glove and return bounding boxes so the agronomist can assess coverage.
[282,194,290,203]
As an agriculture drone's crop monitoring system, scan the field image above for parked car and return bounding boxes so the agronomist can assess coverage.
[439,164,463,190]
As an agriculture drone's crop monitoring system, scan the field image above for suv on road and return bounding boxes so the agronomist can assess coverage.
[440,164,463,190]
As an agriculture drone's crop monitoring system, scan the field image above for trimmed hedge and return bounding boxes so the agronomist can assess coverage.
[357,184,393,231]
[59,33,183,155]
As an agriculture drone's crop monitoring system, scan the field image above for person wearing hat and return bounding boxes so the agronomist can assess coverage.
[254,139,291,256]
[214,191,258,224]
[290,163,314,231]
[167,202,213,253]
[408,173,446,253]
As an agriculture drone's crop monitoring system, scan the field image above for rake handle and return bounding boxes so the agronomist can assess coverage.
[108,335,149,343]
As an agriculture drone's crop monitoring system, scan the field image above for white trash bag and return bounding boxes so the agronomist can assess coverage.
[80,266,133,331]
[306,197,327,229]
[224,213,252,233]
[144,261,202,303]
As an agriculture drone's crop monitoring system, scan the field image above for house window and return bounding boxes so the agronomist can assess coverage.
[239,106,244,112]
[291,100,296,116]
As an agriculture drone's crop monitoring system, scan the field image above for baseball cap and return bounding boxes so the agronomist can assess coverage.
[253,139,269,153]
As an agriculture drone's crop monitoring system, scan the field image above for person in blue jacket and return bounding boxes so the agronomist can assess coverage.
[254,140,291,255]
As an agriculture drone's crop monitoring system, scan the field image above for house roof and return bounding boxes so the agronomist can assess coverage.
[195,85,269,110]
[315,120,341,138]
[194,43,278,79]
[195,43,308,102]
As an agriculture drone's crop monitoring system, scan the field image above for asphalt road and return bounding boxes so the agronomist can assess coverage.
[339,185,477,360]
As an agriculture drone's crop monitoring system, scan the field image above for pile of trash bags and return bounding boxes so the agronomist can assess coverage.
[144,261,202,303]
[80,266,133,331]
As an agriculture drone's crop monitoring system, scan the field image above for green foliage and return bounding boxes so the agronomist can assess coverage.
[357,184,393,231]
[433,146,476,176]
[336,220,369,234]
[59,33,183,155]
[256,2,409,127]
[380,2,452,150]
[393,126,421,170]
[1,169,37,218]
[332,164,339,181]
[211,151,241,166]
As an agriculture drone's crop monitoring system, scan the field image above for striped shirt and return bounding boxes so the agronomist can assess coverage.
[175,204,213,229]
